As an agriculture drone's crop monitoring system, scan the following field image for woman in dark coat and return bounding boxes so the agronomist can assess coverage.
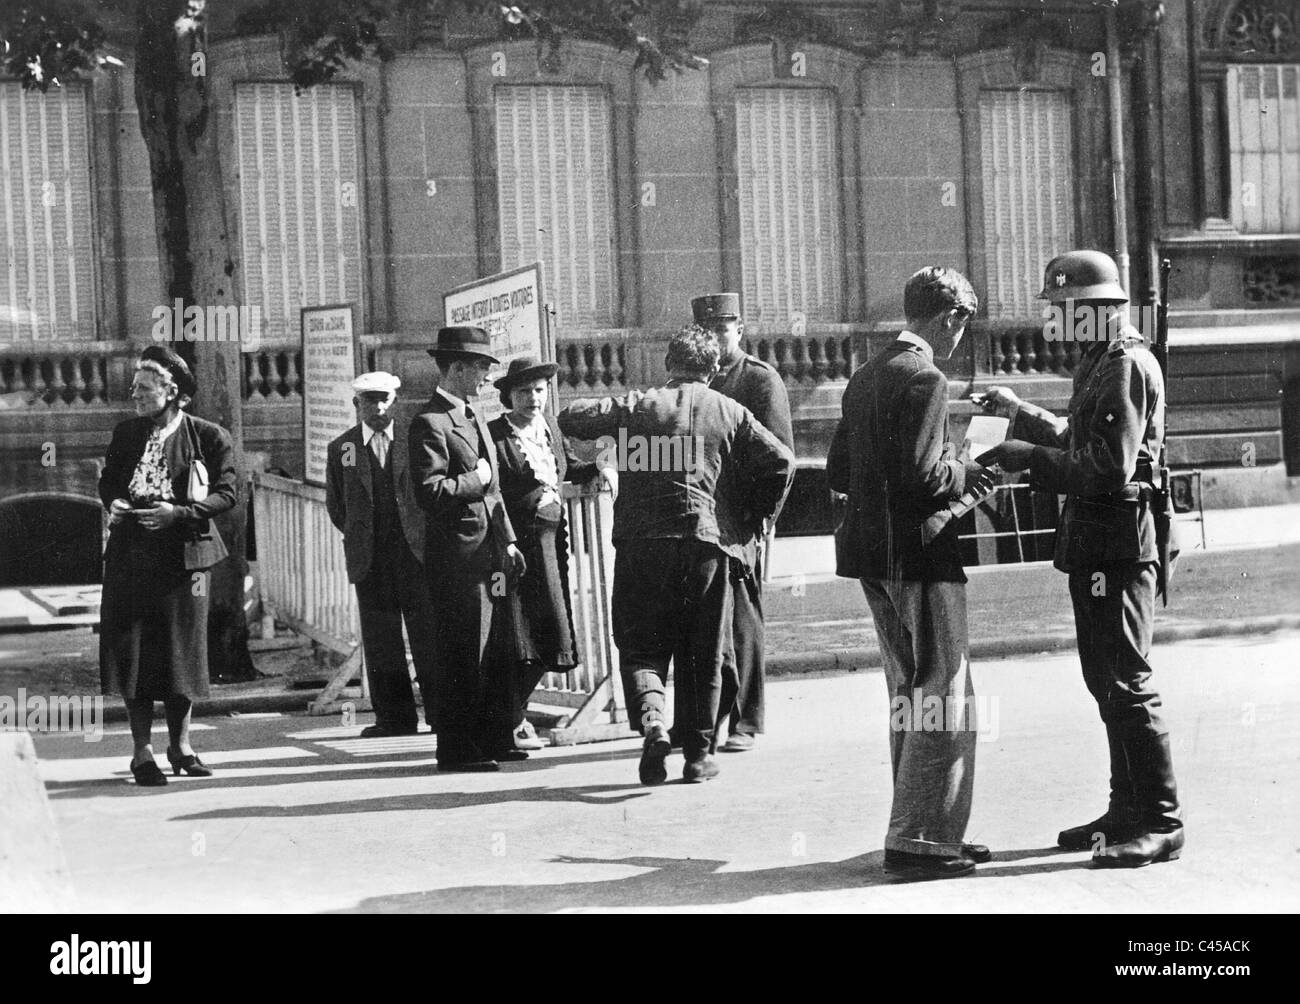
[99,345,238,786]
[487,357,616,752]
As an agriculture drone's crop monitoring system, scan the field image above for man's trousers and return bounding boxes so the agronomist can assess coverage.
[612,539,736,758]
[722,558,765,737]
[860,576,976,857]
[355,537,437,731]
[426,544,509,762]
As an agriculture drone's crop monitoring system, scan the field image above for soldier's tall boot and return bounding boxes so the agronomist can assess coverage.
[1057,725,1140,850]
[1092,731,1183,868]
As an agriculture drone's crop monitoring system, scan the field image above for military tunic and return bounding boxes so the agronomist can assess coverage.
[706,352,794,739]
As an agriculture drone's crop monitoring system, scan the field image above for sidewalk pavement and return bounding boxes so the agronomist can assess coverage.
[2,505,1297,723]
[26,630,1300,913]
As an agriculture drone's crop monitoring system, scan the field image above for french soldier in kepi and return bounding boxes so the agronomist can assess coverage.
[977,249,1183,868]
[687,292,794,753]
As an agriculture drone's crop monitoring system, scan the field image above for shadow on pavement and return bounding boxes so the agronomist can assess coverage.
[324,849,1094,913]
[168,782,652,819]
[42,746,645,798]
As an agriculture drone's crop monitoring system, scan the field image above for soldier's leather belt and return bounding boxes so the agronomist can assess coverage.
[1087,483,1156,503]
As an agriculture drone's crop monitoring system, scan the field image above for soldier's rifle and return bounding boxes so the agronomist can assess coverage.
[1153,258,1174,606]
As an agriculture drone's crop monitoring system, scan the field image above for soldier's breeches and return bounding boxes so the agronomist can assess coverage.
[1068,562,1181,831]
[1067,562,1166,733]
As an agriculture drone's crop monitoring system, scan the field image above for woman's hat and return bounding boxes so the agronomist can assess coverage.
[137,345,197,398]
[426,326,499,364]
[494,356,559,395]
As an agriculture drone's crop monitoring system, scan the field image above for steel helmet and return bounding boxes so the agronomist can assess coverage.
[1036,249,1128,304]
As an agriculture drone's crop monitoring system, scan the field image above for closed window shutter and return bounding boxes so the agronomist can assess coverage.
[0,82,96,342]
[236,83,363,342]
[495,86,617,328]
[979,90,1075,319]
[735,88,842,324]
[1227,65,1300,234]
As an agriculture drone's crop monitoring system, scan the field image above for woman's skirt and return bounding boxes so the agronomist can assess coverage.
[99,523,210,701]
[501,503,579,671]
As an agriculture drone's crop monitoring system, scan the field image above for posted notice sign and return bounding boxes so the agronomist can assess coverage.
[301,304,359,486]
[443,263,549,418]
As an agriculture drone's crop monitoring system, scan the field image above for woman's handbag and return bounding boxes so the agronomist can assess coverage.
[181,418,229,571]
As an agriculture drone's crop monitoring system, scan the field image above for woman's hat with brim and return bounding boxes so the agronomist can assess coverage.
[426,326,499,365]
[494,355,559,395]
[137,344,197,398]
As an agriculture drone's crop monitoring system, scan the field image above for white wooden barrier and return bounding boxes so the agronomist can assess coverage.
[251,471,628,741]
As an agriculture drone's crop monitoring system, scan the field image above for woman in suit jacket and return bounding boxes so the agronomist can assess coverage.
[99,345,238,786]
[487,358,615,750]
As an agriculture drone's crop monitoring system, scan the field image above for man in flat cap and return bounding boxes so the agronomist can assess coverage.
[689,292,794,753]
[409,327,525,771]
[326,371,436,738]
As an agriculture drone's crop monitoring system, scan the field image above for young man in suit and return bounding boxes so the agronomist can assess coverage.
[325,371,436,738]
[827,267,995,880]
[409,327,525,772]
[692,292,794,753]
[560,326,794,786]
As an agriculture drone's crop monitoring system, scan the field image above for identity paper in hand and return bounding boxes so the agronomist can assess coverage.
[964,415,1010,461]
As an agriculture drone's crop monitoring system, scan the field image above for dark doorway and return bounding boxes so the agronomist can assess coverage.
[0,498,103,586]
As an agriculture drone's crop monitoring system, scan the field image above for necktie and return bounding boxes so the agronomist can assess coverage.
[372,429,388,468]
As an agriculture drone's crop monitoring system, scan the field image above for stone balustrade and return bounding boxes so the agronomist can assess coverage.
[0,343,130,409]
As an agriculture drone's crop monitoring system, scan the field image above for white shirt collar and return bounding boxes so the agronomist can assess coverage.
[361,420,394,445]
[896,330,935,363]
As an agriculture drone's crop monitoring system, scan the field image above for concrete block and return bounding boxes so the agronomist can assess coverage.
[0,731,77,912]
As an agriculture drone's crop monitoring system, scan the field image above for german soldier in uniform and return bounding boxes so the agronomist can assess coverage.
[689,293,794,753]
[559,326,794,785]
[978,249,1183,868]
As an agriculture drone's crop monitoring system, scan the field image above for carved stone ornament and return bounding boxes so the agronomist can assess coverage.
[1203,0,1299,57]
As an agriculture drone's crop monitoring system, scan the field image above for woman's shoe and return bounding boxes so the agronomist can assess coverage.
[130,759,168,787]
[166,750,213,777]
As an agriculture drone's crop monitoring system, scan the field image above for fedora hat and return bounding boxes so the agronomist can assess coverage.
[494,355,559,395]
[426,326,499,364]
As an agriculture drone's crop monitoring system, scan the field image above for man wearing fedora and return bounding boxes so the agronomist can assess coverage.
[409,327,525,772]
[689,292,794,753]
[326,371,436,738]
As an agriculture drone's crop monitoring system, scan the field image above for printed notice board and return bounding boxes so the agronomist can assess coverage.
[301,304,359,486]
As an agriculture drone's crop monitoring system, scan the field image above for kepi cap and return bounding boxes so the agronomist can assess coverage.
[691,293,741,325]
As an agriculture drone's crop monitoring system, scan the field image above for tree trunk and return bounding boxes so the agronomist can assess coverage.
[134,1,256,681]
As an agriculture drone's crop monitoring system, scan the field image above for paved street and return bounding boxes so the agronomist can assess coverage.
[28,630,1300,913]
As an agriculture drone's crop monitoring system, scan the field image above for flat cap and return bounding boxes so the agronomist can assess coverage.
[352,371,401,395]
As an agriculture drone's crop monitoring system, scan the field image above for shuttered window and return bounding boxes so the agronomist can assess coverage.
[495,86,617,328]
[0,83,96,342]
[979,90,1075,319]
[735,88,842,324]
[1227,65,1300,233]
[235,83,364,343]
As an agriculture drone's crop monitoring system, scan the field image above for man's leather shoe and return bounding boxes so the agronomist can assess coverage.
[436,759,500,772]
[360,724,419,738]
[491,749,530,762]
[1058,812,1138,851]
[720,733,755,753]
[639,723,671,785]
[682,755,720,783]
[961,843,992,863]
[883,849,976,881]
[1091,828,1184,868]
